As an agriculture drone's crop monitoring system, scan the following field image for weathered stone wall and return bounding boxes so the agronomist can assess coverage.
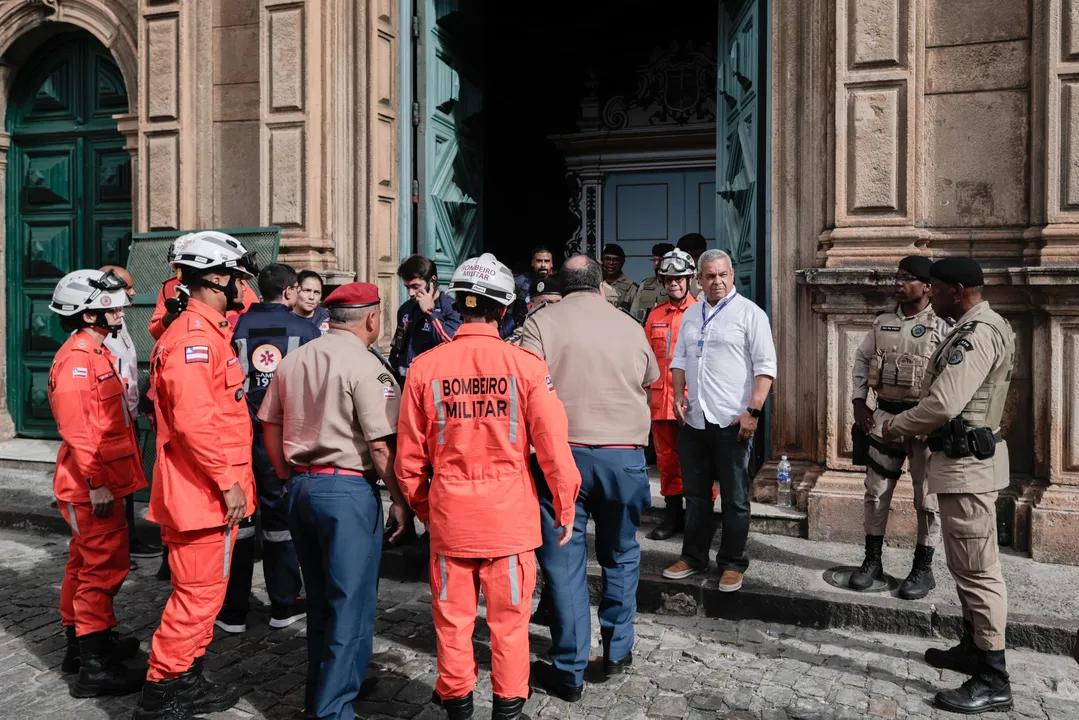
[776,0,1079,564]
[213,0,260,228]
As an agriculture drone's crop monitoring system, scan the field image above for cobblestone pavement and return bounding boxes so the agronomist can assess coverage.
[0,528,1077,720]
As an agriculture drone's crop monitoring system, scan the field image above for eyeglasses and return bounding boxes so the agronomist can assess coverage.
[662,276,689,284]
[894,273,919,284]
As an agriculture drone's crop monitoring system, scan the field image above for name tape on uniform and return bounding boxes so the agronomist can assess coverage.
[185,346,210,364]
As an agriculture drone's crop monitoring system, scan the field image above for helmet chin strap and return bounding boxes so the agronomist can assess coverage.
[90,311,122,338]
[187,272,245,312]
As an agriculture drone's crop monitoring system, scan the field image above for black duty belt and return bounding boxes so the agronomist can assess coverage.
[876,398,916,415]
[927,430,1002,453]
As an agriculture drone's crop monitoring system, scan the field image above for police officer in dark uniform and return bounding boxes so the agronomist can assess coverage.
[215,263,320,634]
[388,254,462,381]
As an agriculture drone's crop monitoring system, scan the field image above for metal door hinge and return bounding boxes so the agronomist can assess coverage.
[412,101,421,126]
[411,179,420,203]
[412,16,420,38]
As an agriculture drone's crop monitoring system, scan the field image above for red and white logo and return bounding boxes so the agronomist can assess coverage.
[100,295,112,307]
[252,344,282,373]
[545,375,555,393]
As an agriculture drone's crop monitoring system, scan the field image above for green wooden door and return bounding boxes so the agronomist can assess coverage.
[716,0,764,304]
[417,0,483,282]
[6,33,131,437]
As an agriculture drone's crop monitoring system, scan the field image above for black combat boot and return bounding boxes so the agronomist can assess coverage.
[898,545,936,600]
[492,695,526,720]
[433,690,475,720]
[165,658,241,715]
[70,631,146,698]
[132,680,194,720]
[647,496,685,541]
[925,621,981,675]
[934,649,1013,714]
[849,535,884,590]
[63,625,141,674]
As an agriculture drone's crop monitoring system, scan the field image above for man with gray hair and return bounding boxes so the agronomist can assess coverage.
[259,282,409,720]
[519,254,659,702]
[662,249,777,593]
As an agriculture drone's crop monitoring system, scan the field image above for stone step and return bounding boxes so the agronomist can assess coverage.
[0,439,60,473]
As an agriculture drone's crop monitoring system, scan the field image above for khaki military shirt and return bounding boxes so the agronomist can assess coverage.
[889,302,1015,494]
[852,304,950,404]
[519,291,659,446]
[604,272,639,312]
[258,329,401,472]
[630,275,667,323]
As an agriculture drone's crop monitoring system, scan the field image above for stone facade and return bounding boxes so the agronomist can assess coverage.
[3,0,1079,563]
[775,0,1079,564]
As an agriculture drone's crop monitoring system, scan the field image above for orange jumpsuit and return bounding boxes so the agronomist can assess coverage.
[645,297,710,498]
[49,330,147,637]
[148,275,258,340]
[395,323,581,702]
[145,297,256,681]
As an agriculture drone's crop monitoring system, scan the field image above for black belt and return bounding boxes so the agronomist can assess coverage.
[876,398,916,415]
[927,430,1002,453]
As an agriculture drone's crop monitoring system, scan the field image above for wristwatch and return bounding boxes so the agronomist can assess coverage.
[746,407,763,419]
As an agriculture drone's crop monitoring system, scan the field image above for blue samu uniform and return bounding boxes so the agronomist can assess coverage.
[223,303,321,622]
[387,293,461,379]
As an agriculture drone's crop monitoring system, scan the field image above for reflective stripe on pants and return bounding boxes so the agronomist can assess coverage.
[58,500,129,636]
[430,552,536,701]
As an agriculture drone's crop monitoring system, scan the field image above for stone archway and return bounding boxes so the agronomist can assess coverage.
[0,0,137,438]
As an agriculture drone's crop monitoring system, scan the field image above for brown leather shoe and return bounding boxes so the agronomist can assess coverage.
[719,571,743,592]
[662,560,702,580]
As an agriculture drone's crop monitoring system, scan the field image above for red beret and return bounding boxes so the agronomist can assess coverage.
[323,282,380,308]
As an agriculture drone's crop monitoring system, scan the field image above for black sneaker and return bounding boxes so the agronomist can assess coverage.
[213,611,247,635]
[130,538,165,559]
[269,598,307,629]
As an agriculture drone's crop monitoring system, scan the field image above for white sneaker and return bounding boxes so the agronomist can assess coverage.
[214,618,246,634]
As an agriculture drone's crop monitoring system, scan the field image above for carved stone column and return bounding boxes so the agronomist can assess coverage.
[114,113,140,232]
[0,130,15,439]
[820,0,921,267]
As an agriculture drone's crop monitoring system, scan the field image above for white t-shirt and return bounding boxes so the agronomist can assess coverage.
[670,289,778,429]
[103,321,140,416]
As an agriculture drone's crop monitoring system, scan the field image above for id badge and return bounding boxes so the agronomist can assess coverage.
[696,338,704,358]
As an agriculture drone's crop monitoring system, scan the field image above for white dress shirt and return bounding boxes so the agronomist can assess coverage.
[670,288,778,429]
[103,320,140,416]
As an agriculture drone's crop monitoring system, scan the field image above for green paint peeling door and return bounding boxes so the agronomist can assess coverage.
[416,0,483,282]
[716,0,765,305]
[6,33,132,437]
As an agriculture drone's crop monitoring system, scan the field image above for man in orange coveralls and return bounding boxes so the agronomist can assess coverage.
[643,249,713,540]
[48,269,148,699]
[148,232,259,340]
[395,253,582,720]
[132,231,259,720]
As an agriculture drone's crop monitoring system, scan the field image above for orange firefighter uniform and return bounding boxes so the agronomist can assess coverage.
[645,297,707,498]
[145,297,256,681]
[148,275,258,340]
[395,324,581,702]
[50,330,147,637]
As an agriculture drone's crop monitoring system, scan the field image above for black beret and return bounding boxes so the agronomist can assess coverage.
[532,276,562,297]
[897,255,933,283]
[930,257,984,287]
[652,242,675,257]
[601,244,625,259]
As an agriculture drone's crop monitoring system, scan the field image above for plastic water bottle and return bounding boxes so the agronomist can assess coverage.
[776,456,792,508]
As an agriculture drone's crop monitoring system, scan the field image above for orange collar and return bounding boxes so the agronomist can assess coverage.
[453,323,501,340]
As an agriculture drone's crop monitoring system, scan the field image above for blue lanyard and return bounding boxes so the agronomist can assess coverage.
[697,291,737,355]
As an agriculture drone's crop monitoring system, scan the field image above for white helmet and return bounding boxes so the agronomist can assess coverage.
[170,231,257,277]
[446,253,517,306]
[657,248,696,278]
[49,269,130,316]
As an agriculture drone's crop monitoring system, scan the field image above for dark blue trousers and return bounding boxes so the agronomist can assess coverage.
[222,434,304,615]
[534,446,650,687]
[288,470,383,720]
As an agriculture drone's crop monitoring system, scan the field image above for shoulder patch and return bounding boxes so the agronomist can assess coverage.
[382,386,396,399]
[377,372,394,386]
[954,338,974,351]
[948,348,964,365]
[72,367,88,379]
[545,375,555,393]
[957,321,979,333]
[911,324,926,338]
[185,346,210,364]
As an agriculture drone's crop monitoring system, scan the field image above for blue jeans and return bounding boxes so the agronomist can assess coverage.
[288,470,383,720]
[534,446,651,687]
